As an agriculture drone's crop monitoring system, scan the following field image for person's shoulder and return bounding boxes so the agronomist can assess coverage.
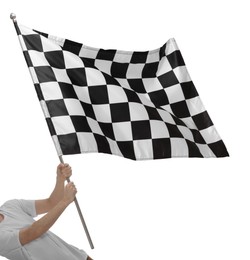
[1,199,18,207]
[0,199,23,211]
[1,200,36,216]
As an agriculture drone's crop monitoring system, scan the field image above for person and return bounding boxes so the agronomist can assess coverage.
[0,163,93,260]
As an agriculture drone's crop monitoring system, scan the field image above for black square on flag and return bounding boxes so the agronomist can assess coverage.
[23,34,43,52]
[89,85,109,104]
[63,39,82,55]
[153,138,171,159]
[145,106,162,120]
[71,115,91,132]
[117,141,136,160]
[166,123,183,138]
[149,89,169,107]
[208,140,229,157]
[167,50,185,69]
[190,129,206,144]
[111,62,129,78]
[99,122,115,140]
[192,111,213,130]
[110,103,130,122]
[181,81,198,99]
[128,79,146,93]
[59,82,78,99]
[170,100,190,118]
[124,88,141,103]
[94,134,111,154]
[186,139,203,157]
[158,70,179,89]
[131,52,148,64]
[142,62,158,78]
[45,51,65,69]
[96,49,116,61]
[35,66,56,83]
[66,68,87,86]
[132,120,151,140]
[58,133,81,154]
[46,100,68,117]
[81,102,96,120]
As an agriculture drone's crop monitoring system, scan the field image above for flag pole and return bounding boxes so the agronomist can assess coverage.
[10,13,94,250]
[59,155,94,249]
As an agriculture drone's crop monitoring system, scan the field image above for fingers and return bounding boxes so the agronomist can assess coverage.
[58,163,72,176]
[63,182,77,204]
[57,163,64,170]
[60,163,71,169]
[68,181,76,188]
[58,163,71,169]
[66,182,77,192]
[63,164,72,174]
[66,182,77,198]
[64,165,72,177]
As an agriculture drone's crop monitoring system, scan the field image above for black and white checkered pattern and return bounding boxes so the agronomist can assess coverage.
[15,23,229,160]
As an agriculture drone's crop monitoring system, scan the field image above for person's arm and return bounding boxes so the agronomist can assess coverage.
[19,182,77,245]
[35,163,72,215]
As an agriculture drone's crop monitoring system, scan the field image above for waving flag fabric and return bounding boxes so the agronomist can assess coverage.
[15,23,229,160]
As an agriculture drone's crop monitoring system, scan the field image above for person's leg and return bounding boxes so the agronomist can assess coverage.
[87,256,93,260]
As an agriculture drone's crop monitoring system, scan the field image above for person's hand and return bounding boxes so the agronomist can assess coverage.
[63,182,77,204]
[56,163,72,181]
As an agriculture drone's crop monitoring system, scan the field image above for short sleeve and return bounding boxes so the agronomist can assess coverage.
[0,230,21,257]
[18,199,37,217]
[4,199,37,218]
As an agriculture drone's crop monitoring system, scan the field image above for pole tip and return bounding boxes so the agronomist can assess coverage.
[10,13,16,21]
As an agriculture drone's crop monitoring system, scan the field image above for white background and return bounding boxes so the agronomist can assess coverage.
[0,1,250,259]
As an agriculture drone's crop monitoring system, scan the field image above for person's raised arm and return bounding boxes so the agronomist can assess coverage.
[35,163,72,215]
[19,182,77,245]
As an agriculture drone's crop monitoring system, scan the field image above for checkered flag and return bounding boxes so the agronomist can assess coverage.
[14,23,229,160]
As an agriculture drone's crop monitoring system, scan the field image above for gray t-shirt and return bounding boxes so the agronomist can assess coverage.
[0,199,88,260]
